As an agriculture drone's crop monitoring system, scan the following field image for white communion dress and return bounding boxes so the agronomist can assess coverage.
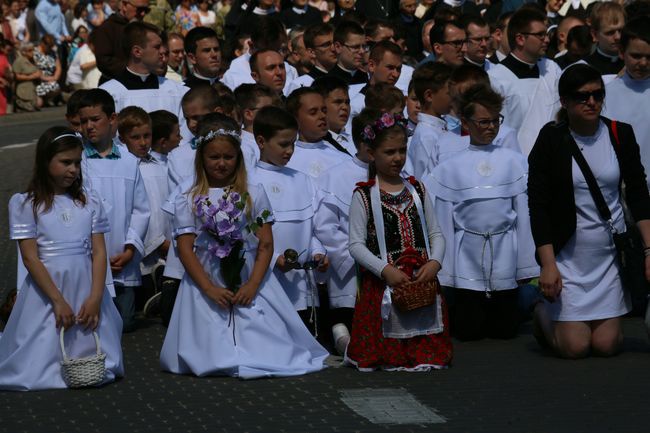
[159,184,329,379]
[0,191,124,391]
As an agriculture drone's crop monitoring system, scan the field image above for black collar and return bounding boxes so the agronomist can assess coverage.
[501,54,540,79]
[184,73,213,89]
[115,69,159,90]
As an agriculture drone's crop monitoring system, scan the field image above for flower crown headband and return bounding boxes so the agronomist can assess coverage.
[361,112,408,142]
[195,129,241,147]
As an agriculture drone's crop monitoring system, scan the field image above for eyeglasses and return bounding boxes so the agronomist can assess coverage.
[569,89,605,104]
[466,36,492,45]
[126,1,151,15]
[314,40,334,50]
[519,31,548,40]
[468,114,504,129]
[442,39,467,49]
[343,43,369,52]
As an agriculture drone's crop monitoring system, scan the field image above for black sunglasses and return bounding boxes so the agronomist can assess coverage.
[570,89,605,104]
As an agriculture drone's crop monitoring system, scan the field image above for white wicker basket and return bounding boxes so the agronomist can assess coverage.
[59,328,107,388]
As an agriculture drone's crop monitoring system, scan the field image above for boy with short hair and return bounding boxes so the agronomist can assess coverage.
[313,107,377,354]
[234,83,278,170]
[285,87,351,178]
[118,106,170,307]
[150,110,182,162]
[79,89,150,332]
[65,89,88,134]
[406,61,453,178]
[311,76,355,156]
[250,105,329,334]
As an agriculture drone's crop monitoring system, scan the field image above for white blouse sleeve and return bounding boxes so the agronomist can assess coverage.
[8,193,37,240]
[348,190,389,278]
[424,190,445,265]
[173,192,198,238]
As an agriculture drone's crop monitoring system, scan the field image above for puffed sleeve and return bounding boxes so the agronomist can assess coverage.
[173,192,198,238]
[250,184,275,225]
[8,193,37,240]
[87,189,111,234]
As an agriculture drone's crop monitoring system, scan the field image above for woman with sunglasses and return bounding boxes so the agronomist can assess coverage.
[528,63,650,359]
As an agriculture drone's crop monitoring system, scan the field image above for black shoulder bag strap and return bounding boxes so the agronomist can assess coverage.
[569,135,616,231]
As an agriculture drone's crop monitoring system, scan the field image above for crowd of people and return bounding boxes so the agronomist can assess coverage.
[1,0,650,391]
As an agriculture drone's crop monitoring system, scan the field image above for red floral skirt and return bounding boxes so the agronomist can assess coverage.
[347,271,453,370]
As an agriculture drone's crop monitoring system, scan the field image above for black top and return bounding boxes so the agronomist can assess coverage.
[500,54,540,79]
[114,69,159,90]
[487,52,500,64]
[308,66,329,80]
[585,49,624,76]
[278,6,322,29]
[354,0,399,20]
[528,118,650,260]
[327,64,368,85]
[184,73,214,89]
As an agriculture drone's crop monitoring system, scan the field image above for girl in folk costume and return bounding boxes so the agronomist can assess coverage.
[159,121,328,379]
[0,127,124,391]
[425,85,539,342]
[347,111,452,371]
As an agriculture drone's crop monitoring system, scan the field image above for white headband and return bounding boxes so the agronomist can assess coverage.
[195,129,241,147]
[52,132,83,143]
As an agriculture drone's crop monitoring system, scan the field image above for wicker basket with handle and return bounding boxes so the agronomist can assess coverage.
[59,327,106,388]
[391,249,438,312]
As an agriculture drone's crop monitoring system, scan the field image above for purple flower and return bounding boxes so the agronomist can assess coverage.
[363,125,375,140]
[218,197,235,213]
[217,218,237,235]
[230,192,241,202]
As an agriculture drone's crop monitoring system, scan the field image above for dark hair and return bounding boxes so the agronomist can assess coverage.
[196,112,241,139]
[310,76,348,97]
[211,81,235,98]
[73,2,85,18]
[181,84,220,111]
[303,23,334,49]
[249,49,282,74]
[184,26,219,55]
[364,83,404,112]
[359,110,407,180]
[253,106,298,140]
[456,84,504,119]
[429,20,462,45]
[352,108,382,151]
[621,16,650,52]
[234,83,276,110]
[66,89,88,117]
[333,20,365,44]
[368,40,402,63]
[566,25,593,52]
[123,21,161,57]
[412,62,453,104]
[78,88,116,116]
[459,14,488,33]
[449,63,490,85]
[507,8,547,50]
[286,87,322,117]
[364,19,392,41]
[26,126,86,217]
[150,110,179,144]
[251,16,287,50]
[557,63,604,122]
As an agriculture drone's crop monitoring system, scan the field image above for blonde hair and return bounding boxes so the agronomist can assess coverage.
[590,2,626,32]
[191,134,252,220]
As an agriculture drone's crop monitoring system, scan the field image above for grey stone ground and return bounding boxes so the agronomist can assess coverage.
[1,110,649,433]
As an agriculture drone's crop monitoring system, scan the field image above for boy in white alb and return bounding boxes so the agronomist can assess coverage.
[406,62,453,178]
[285,87,351,179]
[234,83,279,172]
[424,85,538,341]
[78,89,150,333]
[118,107,170,291]
[313,108,376,354]
[249,106,329,334]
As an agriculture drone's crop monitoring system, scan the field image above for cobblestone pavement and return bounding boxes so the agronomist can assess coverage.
[1,112,649,433]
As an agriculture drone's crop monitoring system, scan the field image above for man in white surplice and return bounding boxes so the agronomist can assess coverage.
[488,8,562,156]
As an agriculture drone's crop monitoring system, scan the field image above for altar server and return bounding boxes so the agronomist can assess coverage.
[314,108,376,354]
[250,106,329,333]
[425,85,538,341]
[285,87,351,178]
[78,89,150,333]
[603,17,650,188]
[488,8,562,156]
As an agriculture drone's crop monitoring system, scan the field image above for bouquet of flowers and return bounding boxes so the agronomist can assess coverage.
[194,191,271,293]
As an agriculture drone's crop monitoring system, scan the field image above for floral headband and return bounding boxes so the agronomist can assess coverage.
[195,129,241,147]
[361,112,408,142]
